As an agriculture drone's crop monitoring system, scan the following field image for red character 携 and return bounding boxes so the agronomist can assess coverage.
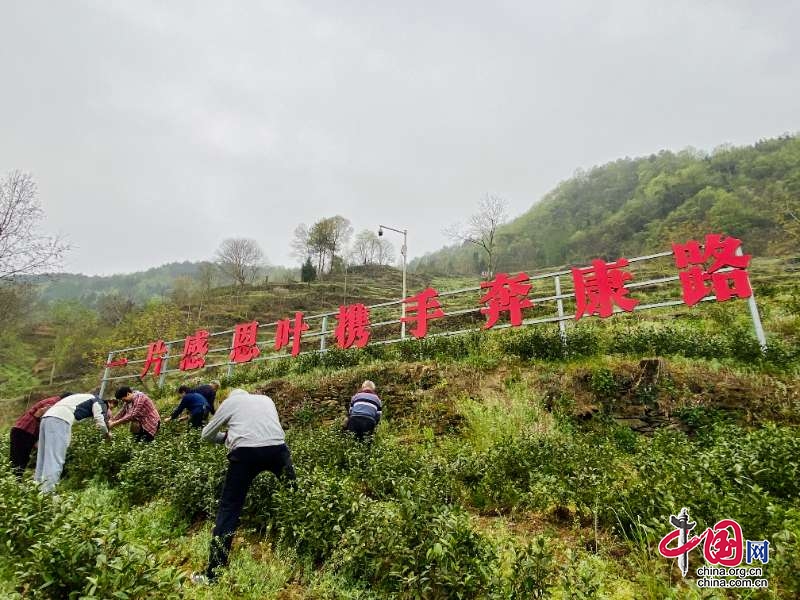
[572,258,639,320]
[334,303,370,349]
[480,272,533,329]
[401,287,446,338]
[230,321,261,363]
[179,329,210,371]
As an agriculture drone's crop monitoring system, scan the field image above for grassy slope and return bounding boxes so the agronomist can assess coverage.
[1,260,798,598]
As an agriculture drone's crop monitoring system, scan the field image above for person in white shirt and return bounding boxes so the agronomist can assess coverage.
[193,388,296,583]
[35,393,111,493]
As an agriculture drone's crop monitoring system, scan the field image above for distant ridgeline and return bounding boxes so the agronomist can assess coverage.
[412,135,800,275]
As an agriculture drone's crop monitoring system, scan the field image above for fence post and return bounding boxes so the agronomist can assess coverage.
[738,247,767,350]
[227,331,236,378]
[99,351,113,398]
[158,343,171,389]
[320,316,328,352]
[555,275,567,344]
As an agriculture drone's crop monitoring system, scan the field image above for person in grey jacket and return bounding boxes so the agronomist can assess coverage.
[193,388,296,584]
[35,393,111,493]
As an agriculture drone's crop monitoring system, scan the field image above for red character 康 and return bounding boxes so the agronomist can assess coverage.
[572,258,639,320]
[401,287,446,338]
[334,303,370,349]
[480,272,534,329]
[140,340,168,379]
[672,234,753,306]
[230,321,261,363]
[179,329,210,371]
[275,312,309,356]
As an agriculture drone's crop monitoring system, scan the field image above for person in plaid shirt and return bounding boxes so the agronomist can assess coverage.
[109,387,161,442]
[9,392,72,477]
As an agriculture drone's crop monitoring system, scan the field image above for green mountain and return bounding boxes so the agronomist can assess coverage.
[413,135,800,274]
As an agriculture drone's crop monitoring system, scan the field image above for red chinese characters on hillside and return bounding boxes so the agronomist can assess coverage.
[402,287,445,338]
[335,303,371,349]
[230,321,261,363]
[140,340,168,379]
[275,311,309,356]
[480,272,533,328]
[119,233,758,377]
[672,234,752,306]
[179,329,209,371]
[572,258,639,320]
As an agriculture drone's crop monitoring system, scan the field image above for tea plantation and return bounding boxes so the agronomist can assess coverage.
[2,290,799,599]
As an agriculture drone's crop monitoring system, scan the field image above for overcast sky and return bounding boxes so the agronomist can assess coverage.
[1,0,798,275]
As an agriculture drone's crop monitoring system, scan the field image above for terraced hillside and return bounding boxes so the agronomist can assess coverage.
[2,271,799,598]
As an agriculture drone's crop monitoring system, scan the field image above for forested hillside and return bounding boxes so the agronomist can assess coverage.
[413,135,800,274]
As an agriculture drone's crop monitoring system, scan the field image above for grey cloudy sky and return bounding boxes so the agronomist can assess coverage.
[1,0,798,275]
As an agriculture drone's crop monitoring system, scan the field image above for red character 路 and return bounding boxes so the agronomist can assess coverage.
[179,329,210,371]
[230,321,261,363]
[140,340,168,379]
[480,272,534,329]
[334,304,370,349]
[572,258,639,320]
[401,287,446,338]
[275,312,309,356]
[673,234,753,306]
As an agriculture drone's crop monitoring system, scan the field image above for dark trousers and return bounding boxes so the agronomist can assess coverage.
[9,427,36,478]
[346,415,376,441]
[189,412,205,429]
[133,421,159,443]
[207,444,296,579]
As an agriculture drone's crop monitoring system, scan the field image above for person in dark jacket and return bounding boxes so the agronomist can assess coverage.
[191,380,220,415]
[345,380,382,441]
[165,386,212,428]
[35,393,111,493]
[9,392,73,478]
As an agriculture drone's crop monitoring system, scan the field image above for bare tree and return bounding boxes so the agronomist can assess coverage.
[290,224,312,261]
[352,229,378,264]
[446,195,508,276]
[215,238,265,287]
[376,237,396,265]
[0,170,69,280]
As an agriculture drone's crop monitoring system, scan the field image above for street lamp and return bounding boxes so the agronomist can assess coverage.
[378,224,408,339]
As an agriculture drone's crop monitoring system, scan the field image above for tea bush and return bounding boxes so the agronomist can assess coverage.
[0,469,182,598]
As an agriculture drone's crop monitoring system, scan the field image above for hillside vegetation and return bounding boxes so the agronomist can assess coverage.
[1,277,799,597]
[413,135,800,274]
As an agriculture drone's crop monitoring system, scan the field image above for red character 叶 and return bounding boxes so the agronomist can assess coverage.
[275,312,309,356]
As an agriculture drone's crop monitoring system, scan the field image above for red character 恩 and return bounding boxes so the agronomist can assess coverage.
[179,329,210,371]
[230,321,261,363]
[480,272,533,329]
[334,303,371,349]
[401,287,446,338]
[275,312,309,356]
[673,234,753,306]
[572,258,639,320]
[140,340,168,379]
